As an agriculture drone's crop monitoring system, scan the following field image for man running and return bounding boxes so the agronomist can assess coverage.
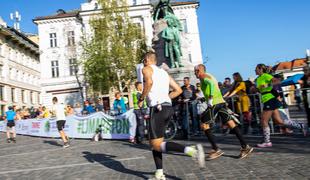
[5,106,17,143]
[51,97,69,148]
[194,64,253,160]
[139,52,205,180]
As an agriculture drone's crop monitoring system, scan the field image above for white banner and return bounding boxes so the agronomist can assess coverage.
[0,110,137,139]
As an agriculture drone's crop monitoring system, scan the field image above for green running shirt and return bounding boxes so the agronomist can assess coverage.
[256,73,275,103]
[200,73,225,105]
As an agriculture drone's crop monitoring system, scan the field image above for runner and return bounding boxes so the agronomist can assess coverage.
[194,64,253,160]
[51,97,70,148]
[5,106,17,143]
[255,64,305,147]
[139,52,205,180]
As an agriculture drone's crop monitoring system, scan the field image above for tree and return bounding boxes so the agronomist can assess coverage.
[82,0,146,94]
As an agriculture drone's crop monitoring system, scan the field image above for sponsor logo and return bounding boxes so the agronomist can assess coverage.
[77,117,130,135]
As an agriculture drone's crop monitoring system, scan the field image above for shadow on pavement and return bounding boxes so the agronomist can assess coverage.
[121,142,150,150]
[43,140,63,147]
[82,151,182,180]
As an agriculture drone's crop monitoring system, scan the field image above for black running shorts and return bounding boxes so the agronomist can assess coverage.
[7,122,15,128]
[200,103,234,125]
[263,98,282,111]
[148,105,174,139]
[56,120,66,131]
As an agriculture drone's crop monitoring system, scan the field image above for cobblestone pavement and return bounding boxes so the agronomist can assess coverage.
[0,133,309,180]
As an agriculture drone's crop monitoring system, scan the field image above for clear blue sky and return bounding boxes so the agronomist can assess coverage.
[0,0,309,82]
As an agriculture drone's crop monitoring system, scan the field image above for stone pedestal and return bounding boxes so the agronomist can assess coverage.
[168,66,199,85]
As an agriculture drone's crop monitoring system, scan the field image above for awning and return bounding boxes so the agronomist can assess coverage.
[281,74,304,86]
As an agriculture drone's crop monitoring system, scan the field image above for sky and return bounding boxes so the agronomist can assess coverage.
[0,0,309,81]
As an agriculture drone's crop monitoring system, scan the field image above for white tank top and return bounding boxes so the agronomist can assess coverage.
[147,65,171,107]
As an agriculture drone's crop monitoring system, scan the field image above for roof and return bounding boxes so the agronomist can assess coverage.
[273,58,307,71]
[33,10,79,21]
[33,1,199,21]
[171,1,199,6]
[0,25,39,49]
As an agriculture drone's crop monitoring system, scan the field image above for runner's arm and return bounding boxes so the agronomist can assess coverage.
[139,66,153,102]
[169,76,183,99]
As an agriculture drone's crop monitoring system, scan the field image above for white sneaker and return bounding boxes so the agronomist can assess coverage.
[195,144,206,168]
[185,144,206,168]
[148,173,166,180]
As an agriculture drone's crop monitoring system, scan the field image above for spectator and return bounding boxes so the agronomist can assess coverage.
[74,103,83,115]
[224,72,251,134]
[113,92,127,115]
[42,106,50,118]
[132,82,147,144]
[95,98,104,112]
[15,109,22,120]
[195,83,204,99]
[180,77,198,137]
[83,100,95,115]
[221,77,232,95]
[66,105,74,116]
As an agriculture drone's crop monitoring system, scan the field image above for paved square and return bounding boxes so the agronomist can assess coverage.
[0,133,309,180]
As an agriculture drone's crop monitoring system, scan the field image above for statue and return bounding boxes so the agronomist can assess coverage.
[153,0,174,22]
[153,0,183,68]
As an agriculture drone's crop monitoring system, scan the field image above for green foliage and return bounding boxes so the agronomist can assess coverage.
[82,0,146,93]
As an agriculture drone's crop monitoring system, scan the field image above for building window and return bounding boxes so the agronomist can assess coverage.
[0,85,4,101]
[67,31,75,46]
[0,105,5,116]
[11,88,15,102]
[22,90,26,103]
[30,91,33,104]
[0,64,3,77]
[51,60,59,78]
[133,0,137,5]
[69,58,78,76]
[38,93,41,104]
[188,53,192,63]
[49,33,57,48]
[180,19,188,33]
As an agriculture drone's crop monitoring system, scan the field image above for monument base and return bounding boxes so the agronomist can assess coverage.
[168,66,199,85]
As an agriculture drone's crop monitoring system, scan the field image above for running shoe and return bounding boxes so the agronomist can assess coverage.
[7,138,11,143]
[11,138,16,143]
[207,149,224,160]
[63,142,70,148]
[196,144,206,168]
[239,145,254,159]
[185,144,206,168]
[256,142,272,148]
[148,172,166,180]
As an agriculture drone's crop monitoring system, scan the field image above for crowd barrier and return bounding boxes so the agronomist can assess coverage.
[0,110,137,139]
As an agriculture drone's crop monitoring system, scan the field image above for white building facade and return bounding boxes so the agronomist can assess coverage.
[34,0,203,107]
[0,19,41,115]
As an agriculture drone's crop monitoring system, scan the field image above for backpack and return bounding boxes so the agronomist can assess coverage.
[243,80,253,95]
